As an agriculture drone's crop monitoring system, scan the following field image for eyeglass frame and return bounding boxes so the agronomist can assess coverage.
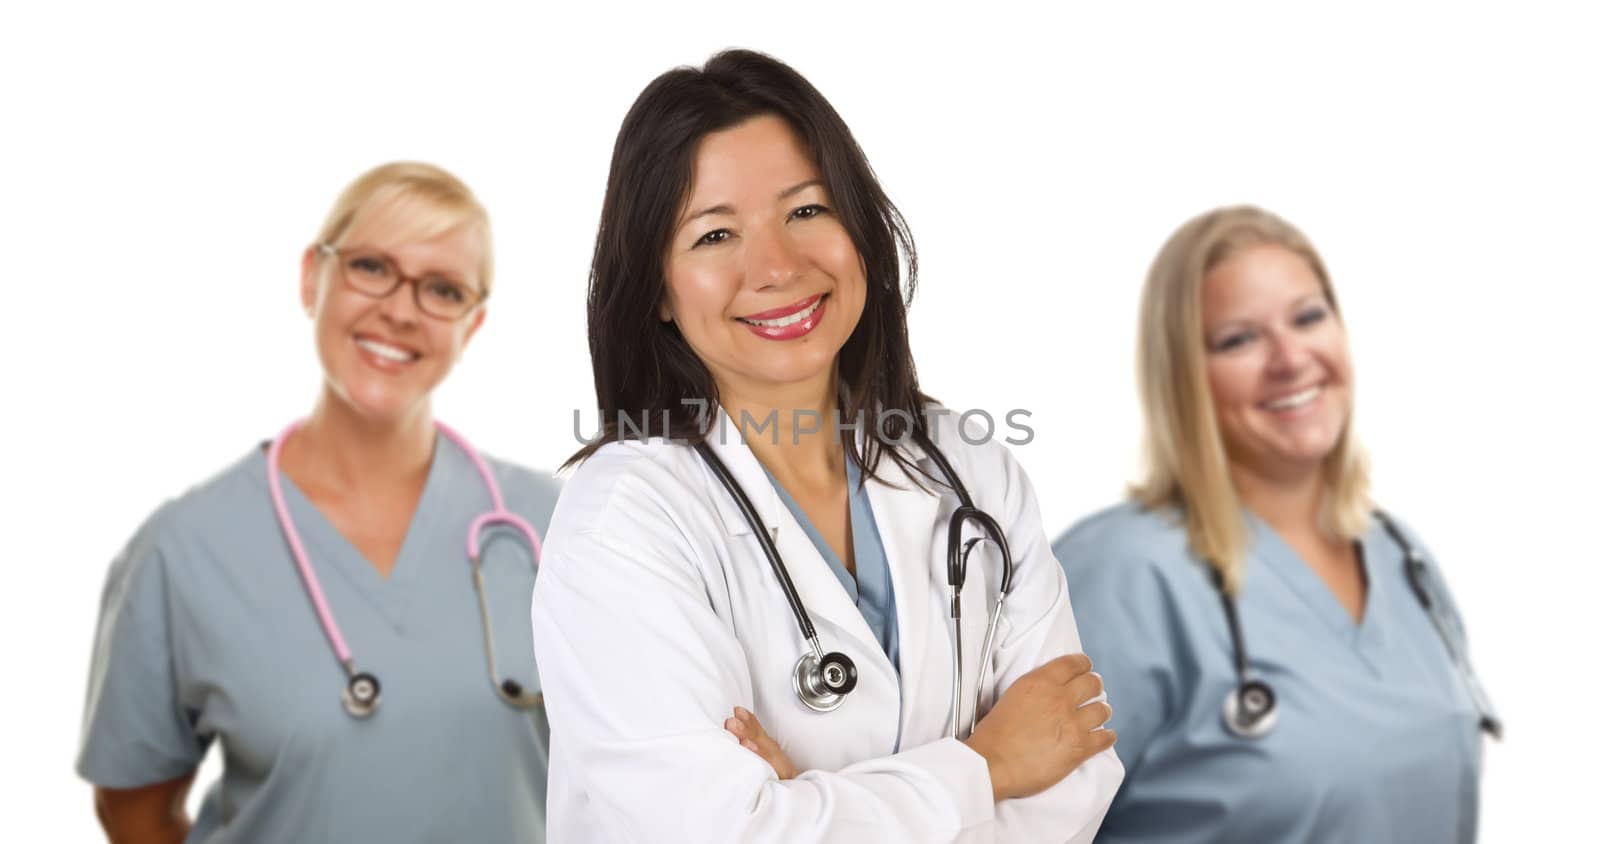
[314,242,488,321]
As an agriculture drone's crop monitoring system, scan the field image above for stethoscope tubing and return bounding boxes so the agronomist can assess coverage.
[267,420,354,667]
[696,429,1016,731]
[1217,508,1500,739]
[693,441,825,651]
[267,419,542,714]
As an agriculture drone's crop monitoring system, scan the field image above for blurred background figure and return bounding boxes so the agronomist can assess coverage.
[1054,205,1496,842]
[77,162,560,843]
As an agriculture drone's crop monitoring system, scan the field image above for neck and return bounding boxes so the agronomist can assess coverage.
[288,389,436,489]
[720,374,844,488]
[1230,458,1326,539]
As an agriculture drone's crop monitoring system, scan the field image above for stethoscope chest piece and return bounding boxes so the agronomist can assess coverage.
[793,650,857,713]
[342,672,382,719]
[1222,677,1278,739]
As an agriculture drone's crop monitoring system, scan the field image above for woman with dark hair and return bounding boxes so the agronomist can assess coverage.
[532,50,1122,841]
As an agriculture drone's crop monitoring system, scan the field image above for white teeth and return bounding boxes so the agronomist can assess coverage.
[357,338,417,362]
[742,297,822,328]
[1264,385,1320,411]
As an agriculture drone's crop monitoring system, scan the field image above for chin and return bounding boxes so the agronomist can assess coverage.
[332,378,430,423]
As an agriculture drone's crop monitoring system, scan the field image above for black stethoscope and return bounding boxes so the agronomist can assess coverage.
[694,433,1015,740]
[1215,509,1503,740]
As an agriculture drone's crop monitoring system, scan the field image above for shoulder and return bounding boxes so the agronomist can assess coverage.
[100,448,265,602]
[1370,509,1433,558]
[546,438,717,540]
[1053,500,1202,593]
[917,405,1036,505]
[143,449,269,551]
[476,450,563,530]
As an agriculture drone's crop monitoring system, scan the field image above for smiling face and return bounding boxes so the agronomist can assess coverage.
[1201,243,1353,480]
[660,114,867,407]
[300,205,487,425]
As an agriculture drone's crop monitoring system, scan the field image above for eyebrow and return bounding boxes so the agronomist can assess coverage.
[680,178,827,225]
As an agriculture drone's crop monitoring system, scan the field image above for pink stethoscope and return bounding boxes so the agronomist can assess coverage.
[266,419,543,718]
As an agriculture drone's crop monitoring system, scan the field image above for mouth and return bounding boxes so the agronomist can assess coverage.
[354,335,421,368]
[1261,384,1322,412]
[736,294,827,340]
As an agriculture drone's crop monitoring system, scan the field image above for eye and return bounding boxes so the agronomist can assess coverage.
[1212,329,1256,353]
[422,277,470,304]
[789,203,830,221]
[1294,305,1329,327]
[348,255,391,277]
[692,229,732,248]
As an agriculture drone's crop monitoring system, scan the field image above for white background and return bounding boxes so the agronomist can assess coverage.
[3,1,1595,839]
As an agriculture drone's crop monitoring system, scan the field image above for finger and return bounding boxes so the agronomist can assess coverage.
[740,712,769,742]
[1074,701,1112,730]
[1041,653,1093,683]
[1064,670,1105,705]
[725,716,747,738]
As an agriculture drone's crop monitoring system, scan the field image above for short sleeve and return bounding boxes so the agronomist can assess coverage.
[77,510,207,788]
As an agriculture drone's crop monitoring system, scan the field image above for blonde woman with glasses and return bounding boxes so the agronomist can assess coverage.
[77,163,560,842]
[1053,206,1497,842]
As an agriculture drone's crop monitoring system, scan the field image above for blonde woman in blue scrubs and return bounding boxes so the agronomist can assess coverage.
[77,163,559,842]
[1054,205,1496,842]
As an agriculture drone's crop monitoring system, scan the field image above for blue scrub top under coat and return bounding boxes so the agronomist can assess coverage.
[78,435,560,843]
[1054,501,1484,843]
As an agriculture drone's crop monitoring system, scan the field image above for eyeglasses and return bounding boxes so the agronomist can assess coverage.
[316,243,486,321]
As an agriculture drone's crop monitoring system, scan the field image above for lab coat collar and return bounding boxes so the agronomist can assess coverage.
[697,409,884,659]
[700,409,778,538]
[698,408,938,536]
[862,447,947,734]
[696,408,932,689]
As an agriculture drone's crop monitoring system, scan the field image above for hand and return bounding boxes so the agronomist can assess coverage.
[725,706,798,779]
[963,653,1116,802]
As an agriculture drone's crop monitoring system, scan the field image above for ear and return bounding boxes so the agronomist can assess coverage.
[300,246,322,316]
[658,297,674,323]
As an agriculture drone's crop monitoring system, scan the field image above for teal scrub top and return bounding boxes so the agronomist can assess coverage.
[1054,502,1485,843]
[77,434,560,843]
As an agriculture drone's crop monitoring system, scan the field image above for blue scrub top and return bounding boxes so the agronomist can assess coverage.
[78,434,560,843]
[1054,502,1485,843]
[764,458,899,671]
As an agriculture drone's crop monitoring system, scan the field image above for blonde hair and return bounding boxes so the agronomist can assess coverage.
[1132,205,1370,594]
[315,161,495,294]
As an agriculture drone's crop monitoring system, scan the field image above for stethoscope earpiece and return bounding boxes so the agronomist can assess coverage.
[342,672,382,718]
[1222,677,1278,739]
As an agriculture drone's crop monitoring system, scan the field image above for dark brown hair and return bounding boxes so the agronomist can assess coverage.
[567,49,931,481]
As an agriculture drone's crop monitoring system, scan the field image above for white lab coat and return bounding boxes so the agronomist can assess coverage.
[532,410,1123,842]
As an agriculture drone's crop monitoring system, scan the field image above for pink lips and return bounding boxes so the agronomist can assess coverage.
[737,294,827,341]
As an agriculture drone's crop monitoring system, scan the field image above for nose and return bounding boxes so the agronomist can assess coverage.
[377,278,423,325]
[746,224,804,290]
[1264,328,1312,378]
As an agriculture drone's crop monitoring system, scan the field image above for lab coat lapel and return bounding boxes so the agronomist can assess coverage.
[863,443,946,737]
[699,412,889,673]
